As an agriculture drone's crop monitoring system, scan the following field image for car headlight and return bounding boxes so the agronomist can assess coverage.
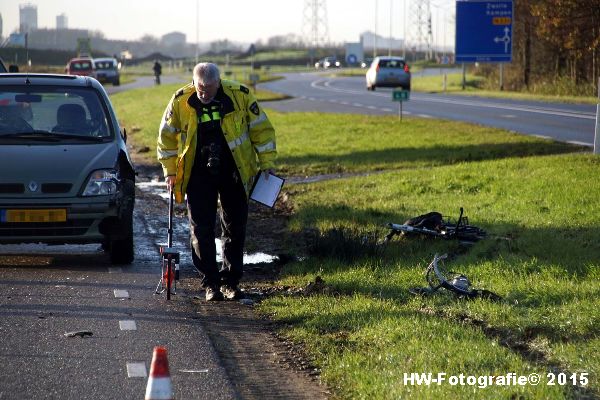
[82,169,119,196]
[335,61,340,67]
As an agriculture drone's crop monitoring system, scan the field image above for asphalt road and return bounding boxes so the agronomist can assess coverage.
[0,193,236,400]
[261,72,597,147]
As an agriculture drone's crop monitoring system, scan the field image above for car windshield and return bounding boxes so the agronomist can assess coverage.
[379,59,406,69]
[95,61,115,70]
[71,61,93,71]
[0,86,112,140]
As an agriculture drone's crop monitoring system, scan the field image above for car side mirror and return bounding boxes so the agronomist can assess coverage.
[9,65,19,73]
[122,128,127,143]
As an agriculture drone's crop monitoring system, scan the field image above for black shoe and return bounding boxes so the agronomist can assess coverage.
[205,286,224,301]
[220,284,242,300]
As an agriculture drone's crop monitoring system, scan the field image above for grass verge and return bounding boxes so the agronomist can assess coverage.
[260,123,598,398]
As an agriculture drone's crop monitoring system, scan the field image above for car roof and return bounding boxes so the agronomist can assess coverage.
[68,57,93,63]
[93,57,117,62]
[375,56,406,61]
[0,73,104,89]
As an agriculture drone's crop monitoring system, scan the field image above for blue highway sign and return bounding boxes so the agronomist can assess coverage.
[455,0,513,62]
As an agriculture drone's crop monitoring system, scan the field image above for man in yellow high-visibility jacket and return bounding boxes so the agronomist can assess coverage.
[157,62,276,301]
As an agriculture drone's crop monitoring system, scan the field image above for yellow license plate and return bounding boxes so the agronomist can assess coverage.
[4,209,67,223]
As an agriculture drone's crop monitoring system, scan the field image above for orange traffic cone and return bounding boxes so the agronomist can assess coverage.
[145,346,174,400]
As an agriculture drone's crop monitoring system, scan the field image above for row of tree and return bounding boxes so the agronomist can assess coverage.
[488,0,599,94]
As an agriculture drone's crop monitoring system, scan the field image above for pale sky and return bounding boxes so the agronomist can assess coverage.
[0,0,455,48]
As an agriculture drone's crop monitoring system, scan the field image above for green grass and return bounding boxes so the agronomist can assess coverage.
[258,121,599,398]
[271,112,581,177]
[411,73,599,105]
[111,84,598,398]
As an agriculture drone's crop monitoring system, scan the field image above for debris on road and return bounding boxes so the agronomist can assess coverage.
[63,330,93,338]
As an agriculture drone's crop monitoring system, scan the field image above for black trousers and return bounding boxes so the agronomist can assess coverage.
[186,170,248,288]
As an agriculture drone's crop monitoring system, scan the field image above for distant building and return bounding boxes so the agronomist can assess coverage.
[360,31,404,54]
[56,13,68,30]
[28,28,89,51]
[19,3,38,33]
[160,32,186,58]
[161,32,186,47]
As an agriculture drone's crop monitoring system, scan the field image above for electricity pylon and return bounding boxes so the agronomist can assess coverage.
[408,0,433,60]
[302,0,330,64]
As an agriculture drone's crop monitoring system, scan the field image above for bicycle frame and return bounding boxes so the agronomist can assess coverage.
[384,207,486,243]
[155,188,179,300]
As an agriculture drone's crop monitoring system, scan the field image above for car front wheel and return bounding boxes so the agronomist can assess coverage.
[107,179,134,264]
[109,223,133,264]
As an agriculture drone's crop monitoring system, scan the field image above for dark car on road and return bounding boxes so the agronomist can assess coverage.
[0,74,135,264]
[93,57,120,86]
[315,56,341,69]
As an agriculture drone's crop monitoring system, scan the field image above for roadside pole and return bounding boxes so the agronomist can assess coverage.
[462,63,466,90]
[594,77,600,154]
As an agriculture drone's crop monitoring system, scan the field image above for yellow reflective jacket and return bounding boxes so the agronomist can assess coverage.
[157,80,277,203]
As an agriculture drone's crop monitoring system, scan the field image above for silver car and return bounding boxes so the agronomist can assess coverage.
[0,74,135,264]
[365,56,411,91]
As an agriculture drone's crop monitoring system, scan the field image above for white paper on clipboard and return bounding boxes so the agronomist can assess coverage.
[250,173,284,207]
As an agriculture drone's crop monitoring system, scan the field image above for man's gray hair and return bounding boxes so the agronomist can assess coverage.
[193,63,220,85]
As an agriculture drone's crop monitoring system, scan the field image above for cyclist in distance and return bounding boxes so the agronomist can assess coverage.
[153,60,162,85]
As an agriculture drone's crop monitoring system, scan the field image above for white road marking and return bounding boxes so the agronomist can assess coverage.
[114,289,130,298]
[567,140,593,147]
[417,114,433,119]
[533,134,551,140]
[309,78,595,120]
[126,362,147,378]
[179,369,210,373]
[502,114,517,118]
[367,106,377,110]
[352,103,363,107]
[381,108,393,112]
[119,320,137,330]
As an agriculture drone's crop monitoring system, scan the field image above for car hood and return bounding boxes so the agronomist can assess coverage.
[0,142,119,198]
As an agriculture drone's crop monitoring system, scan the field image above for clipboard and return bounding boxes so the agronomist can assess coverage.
[250,172,284,208]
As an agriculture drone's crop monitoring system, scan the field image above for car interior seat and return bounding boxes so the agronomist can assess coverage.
[53,103,88,134]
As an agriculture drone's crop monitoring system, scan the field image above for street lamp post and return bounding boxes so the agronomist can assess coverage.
[195,0,199,65]
[389,0,392,56]
[374,0,378,58]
